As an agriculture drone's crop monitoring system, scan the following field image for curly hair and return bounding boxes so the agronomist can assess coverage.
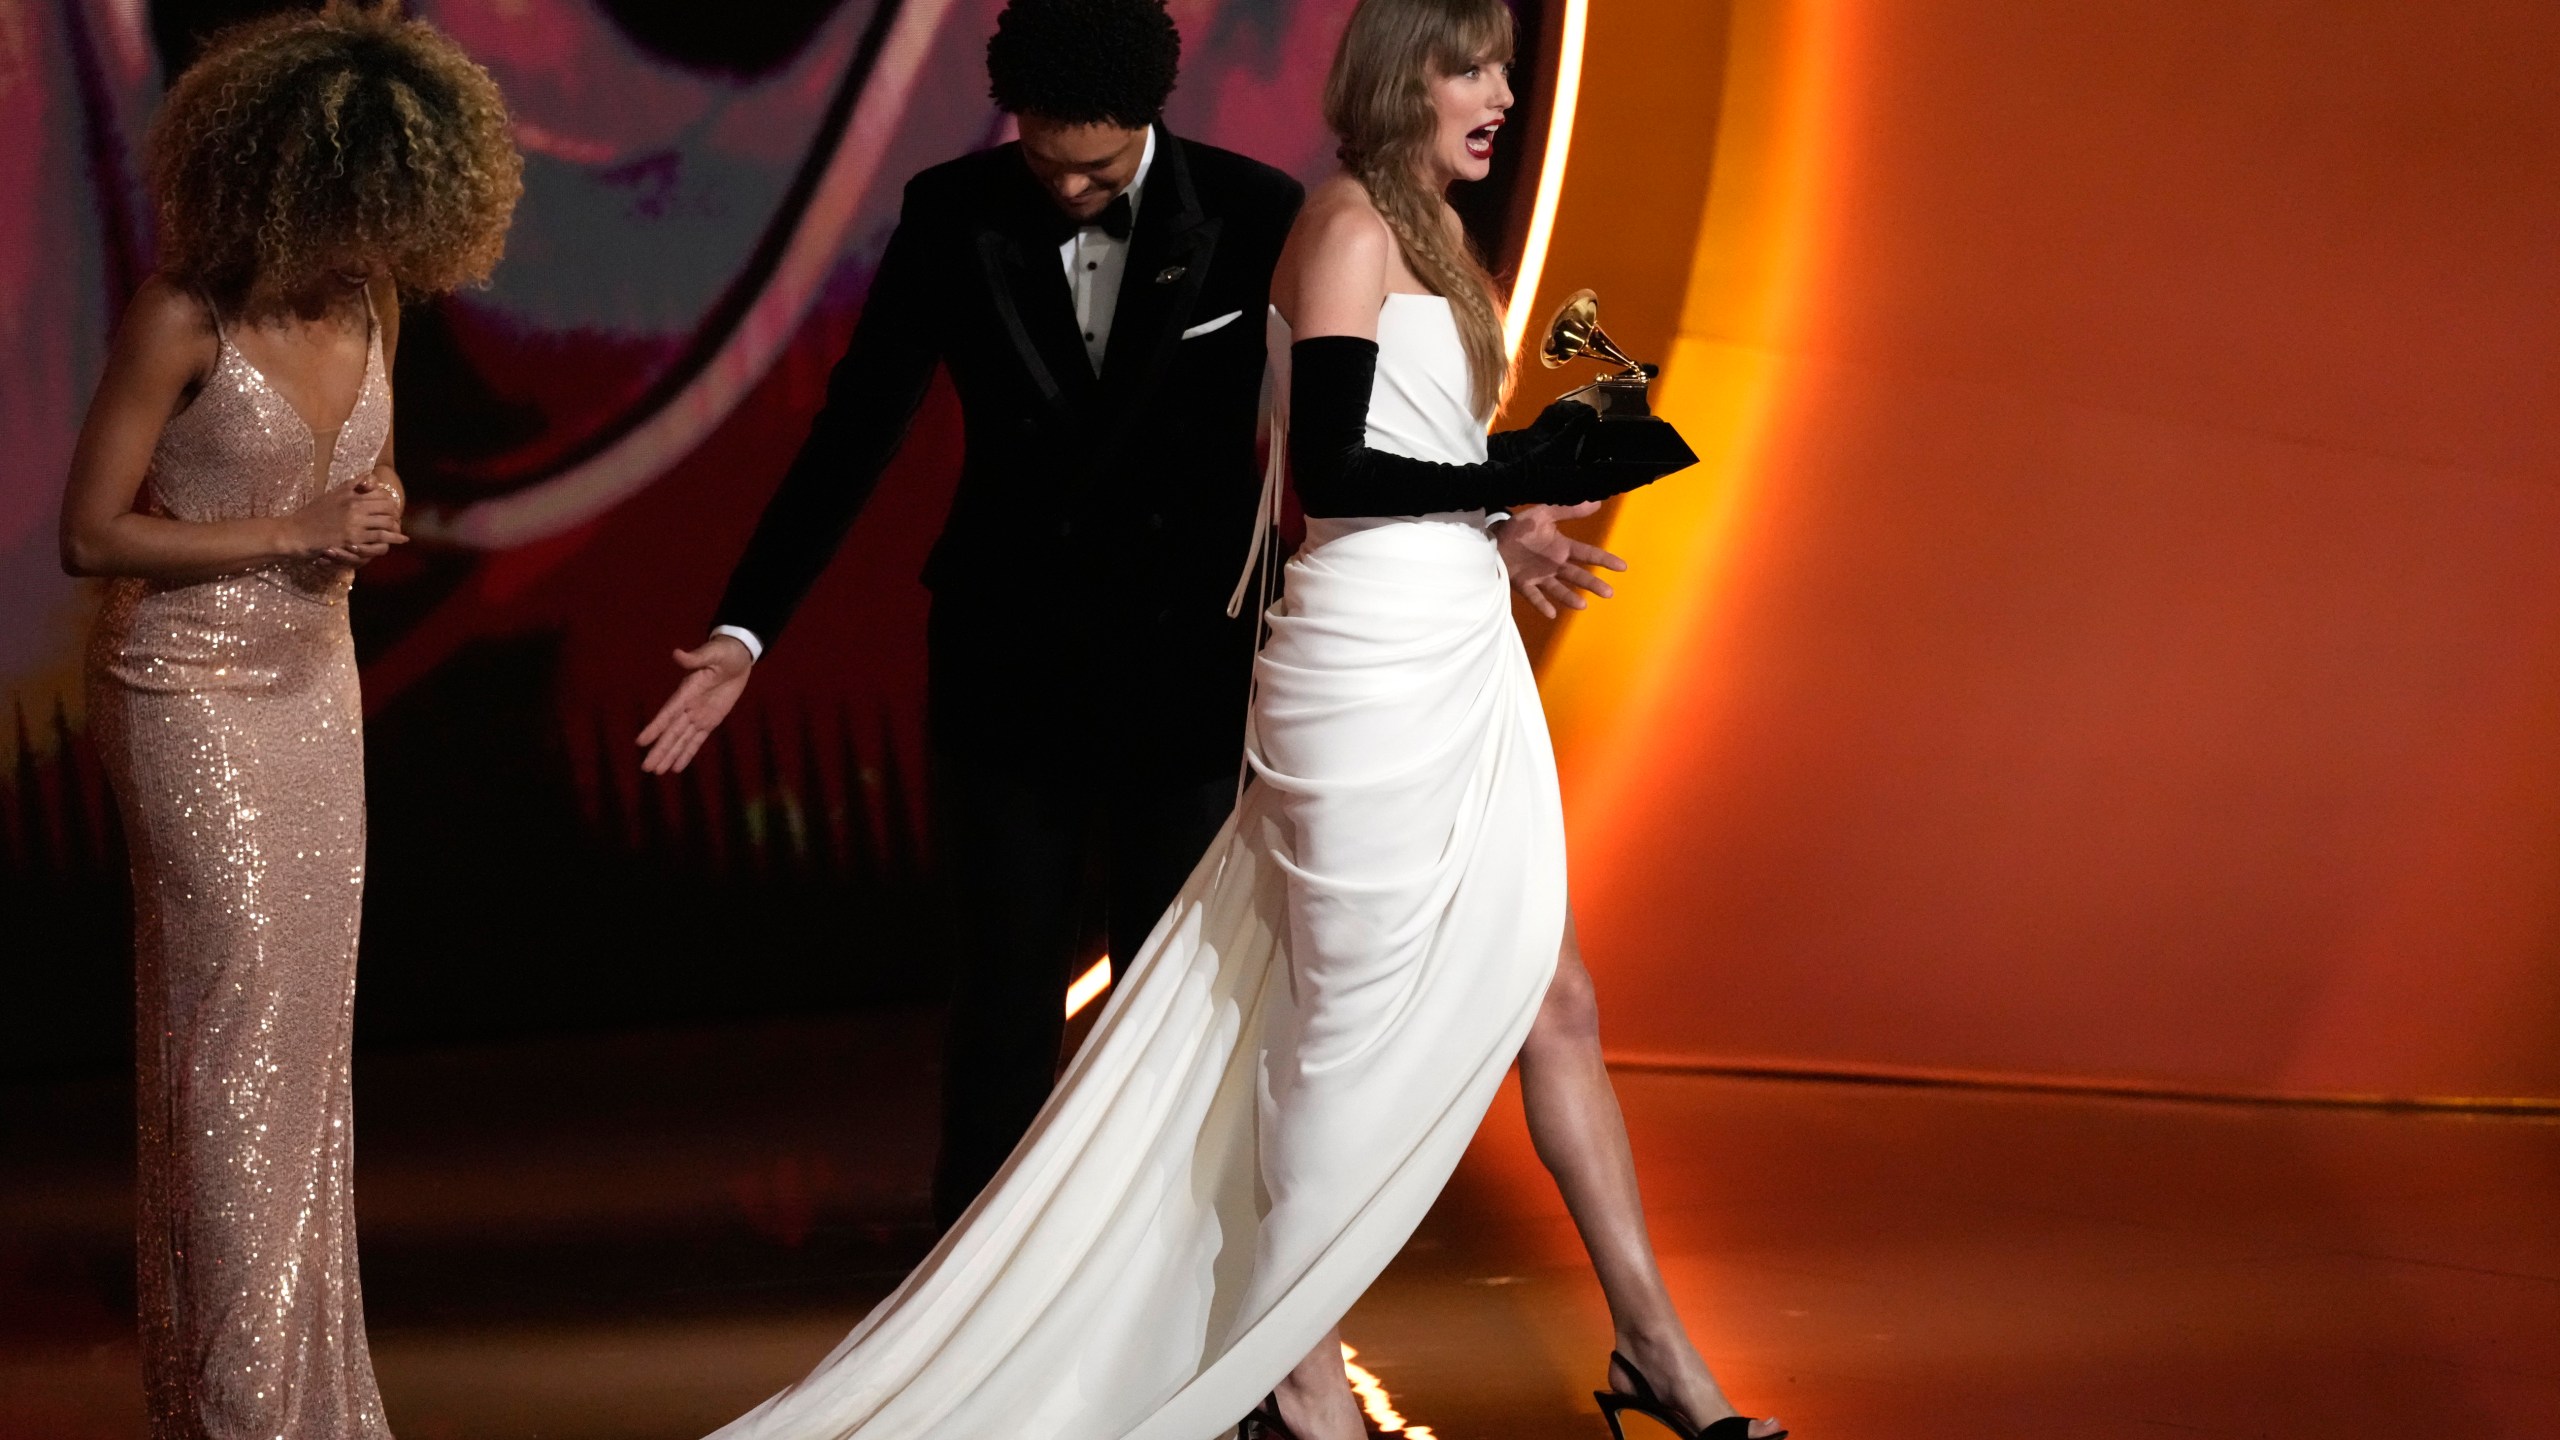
[986,0,1181,127]
[147,2,523,317]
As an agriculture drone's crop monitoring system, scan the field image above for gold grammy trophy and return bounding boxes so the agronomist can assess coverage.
[1540,288,1657,418]
[1537,288,1698,478]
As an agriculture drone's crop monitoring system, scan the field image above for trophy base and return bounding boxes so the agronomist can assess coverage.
[1581,412,1699,487]
[1558,373,1657,419]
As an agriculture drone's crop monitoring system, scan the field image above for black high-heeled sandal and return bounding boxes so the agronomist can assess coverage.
[1238,1387,1388,1440]
[1596,1350,1787,1440]
[1238,1392,1296,1440]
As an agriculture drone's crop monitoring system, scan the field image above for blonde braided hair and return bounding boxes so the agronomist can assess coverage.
[1322,0,1516,419]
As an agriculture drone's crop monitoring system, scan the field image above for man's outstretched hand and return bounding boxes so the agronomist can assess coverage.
[1494,501,1629,619]
[638,635,755,774]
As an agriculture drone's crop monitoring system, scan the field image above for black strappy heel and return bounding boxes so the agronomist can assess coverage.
[1238,1388,1387,1440]
[1239,1392,1297,1440]
[1596,1350,1787,1440]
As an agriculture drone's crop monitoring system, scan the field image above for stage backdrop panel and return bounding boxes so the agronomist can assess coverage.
[1544,0,2560,1103]
[0,0,1562,1070]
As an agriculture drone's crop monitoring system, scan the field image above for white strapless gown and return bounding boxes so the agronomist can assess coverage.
[710,294,1566,1440]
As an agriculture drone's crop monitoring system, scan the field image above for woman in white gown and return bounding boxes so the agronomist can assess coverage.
[707,2,1783,1437]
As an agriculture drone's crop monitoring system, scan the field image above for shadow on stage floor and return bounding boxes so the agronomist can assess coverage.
[5,1010,2556,1439]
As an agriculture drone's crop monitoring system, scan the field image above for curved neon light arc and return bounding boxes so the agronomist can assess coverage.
[1503,0,1590,363]
[411,0,960,551]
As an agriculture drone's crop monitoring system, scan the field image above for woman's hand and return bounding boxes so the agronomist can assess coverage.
[289,474,407,565]
[1494,501,1628,619]
[368,463,407,517]
[1514,396,1600,447]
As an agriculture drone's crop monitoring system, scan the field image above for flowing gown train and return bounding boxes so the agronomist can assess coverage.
[712,294,1562,1440]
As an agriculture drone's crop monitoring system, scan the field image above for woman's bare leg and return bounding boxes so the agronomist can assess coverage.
[1516,913,1782,1436]
[1269,1326,1366,1440]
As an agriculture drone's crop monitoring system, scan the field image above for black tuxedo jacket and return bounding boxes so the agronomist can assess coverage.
[713,129,1303,781]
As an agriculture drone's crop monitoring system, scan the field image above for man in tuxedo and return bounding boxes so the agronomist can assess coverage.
[641,0,1631,1228]
[639,0,1304,1225]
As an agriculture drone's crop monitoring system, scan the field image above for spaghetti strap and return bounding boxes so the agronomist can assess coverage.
[1227,307,1291,622]
[191,284,229,365]
[1225,306,1293,804]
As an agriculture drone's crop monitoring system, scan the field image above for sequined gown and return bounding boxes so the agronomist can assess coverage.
[88,301,394,1440]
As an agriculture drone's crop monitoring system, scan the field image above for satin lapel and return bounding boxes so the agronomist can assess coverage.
[1096,130,1220,434]
[974,224,1096,423]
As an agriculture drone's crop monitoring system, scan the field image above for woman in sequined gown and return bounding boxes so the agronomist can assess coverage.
[59,10,518,1436]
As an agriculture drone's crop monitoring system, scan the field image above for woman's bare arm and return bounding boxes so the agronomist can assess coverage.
[60,276,403,582]
[1275,178,1393,342]
[362,274,407,531]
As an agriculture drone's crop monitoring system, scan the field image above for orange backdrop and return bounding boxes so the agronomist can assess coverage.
[1526,0,2560,1103]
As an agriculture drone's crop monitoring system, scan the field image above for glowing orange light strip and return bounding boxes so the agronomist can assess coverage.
[1341,1343,1436,1440]
[1542,0,1840,903]
[1502,0,1590,363]
[1065,956,1112,1019]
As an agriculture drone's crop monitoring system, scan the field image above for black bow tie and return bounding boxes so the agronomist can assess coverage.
[1050,191,1134,245]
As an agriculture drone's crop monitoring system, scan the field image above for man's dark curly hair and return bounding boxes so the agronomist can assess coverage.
[986,0,1181,127]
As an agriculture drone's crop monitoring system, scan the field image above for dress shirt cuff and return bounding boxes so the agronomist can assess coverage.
[710,624,764,662]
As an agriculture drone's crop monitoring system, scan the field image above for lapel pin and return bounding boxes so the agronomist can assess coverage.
[1155,265,1187,284]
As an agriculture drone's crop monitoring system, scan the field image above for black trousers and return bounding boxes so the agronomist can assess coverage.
[930,747,1236,1227]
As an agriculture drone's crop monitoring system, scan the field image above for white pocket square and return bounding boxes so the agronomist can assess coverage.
[1181,310,1243,340]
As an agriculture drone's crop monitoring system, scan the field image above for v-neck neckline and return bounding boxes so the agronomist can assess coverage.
[218,307,378,456]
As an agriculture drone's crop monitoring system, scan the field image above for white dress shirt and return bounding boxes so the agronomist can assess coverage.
[1060,124,1155,371]
[713,128,1160,664]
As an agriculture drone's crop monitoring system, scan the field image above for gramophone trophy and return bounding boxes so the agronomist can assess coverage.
[1541,288,1656,418]
[1538,288,1698,479]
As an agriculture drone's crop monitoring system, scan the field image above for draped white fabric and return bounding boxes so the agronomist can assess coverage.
[709,296,1565,1440]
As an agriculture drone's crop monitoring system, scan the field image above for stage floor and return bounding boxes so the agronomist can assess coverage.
[5,1010,2555,1439]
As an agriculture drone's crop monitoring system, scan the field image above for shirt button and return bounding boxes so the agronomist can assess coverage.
[1084,331,1095,341]
[1087,261,1099,271]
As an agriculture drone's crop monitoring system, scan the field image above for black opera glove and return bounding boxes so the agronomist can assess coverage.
[1487,396,1599,465]
[1289,336,1632,519]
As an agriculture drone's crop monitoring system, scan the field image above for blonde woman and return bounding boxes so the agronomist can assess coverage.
[1254,4,1780,1435]
[697,3,1778,1438]
[62,7,518,1434]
